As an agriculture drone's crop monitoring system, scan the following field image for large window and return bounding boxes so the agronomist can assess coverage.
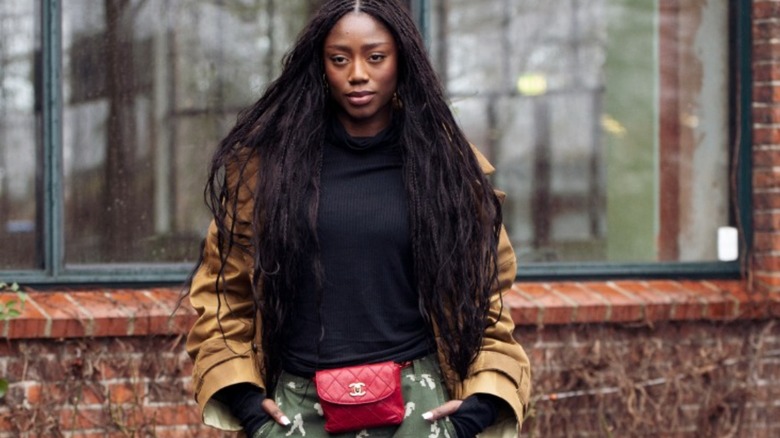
[2,1,323,281]
[430,0,744,270]
[60,1,316,266]
[0,0,750,284]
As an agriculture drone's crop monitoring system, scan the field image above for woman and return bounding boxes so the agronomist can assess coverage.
[185,1,530,437]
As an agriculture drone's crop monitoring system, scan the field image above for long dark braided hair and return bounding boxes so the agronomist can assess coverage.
[188,0,504,393]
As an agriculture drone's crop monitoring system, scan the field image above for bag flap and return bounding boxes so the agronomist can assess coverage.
[315,361,400,405]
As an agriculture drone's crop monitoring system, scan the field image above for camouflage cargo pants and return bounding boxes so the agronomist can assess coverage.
[253,354,458,438]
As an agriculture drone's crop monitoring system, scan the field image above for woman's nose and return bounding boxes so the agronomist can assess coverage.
[348,60,368,83]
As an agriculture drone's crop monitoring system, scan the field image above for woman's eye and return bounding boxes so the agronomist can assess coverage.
[369,54,385,62]
[331,56,348,64]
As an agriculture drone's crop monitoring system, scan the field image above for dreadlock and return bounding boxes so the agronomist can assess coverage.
[187,0,503,393]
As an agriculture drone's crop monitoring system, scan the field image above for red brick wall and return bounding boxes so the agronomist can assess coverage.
[518,320,780,437]
[0,291,221,438]
[0,338,212,437]
[753,0,780,292]
[1,282,777,437]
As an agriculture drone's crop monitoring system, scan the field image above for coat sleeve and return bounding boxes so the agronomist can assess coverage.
[185,156,264,431]
[448,146,532,430]
[453,225,531,425]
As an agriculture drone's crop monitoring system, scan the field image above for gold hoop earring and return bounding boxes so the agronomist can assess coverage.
[392,92,403,110]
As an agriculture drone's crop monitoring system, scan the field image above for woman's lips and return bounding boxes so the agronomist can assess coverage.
[346,91,374,106]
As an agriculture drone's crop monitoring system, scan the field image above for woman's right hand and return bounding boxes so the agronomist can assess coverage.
[261,397,291,426]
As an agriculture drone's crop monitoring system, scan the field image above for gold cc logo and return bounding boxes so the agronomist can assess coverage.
[348,382,367,397]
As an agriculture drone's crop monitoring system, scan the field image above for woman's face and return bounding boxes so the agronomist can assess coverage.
[323,12,398,137]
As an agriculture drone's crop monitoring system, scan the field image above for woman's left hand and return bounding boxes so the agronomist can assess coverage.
[421,399,463,421]
[423,394,501,438]
[261,397,291,426]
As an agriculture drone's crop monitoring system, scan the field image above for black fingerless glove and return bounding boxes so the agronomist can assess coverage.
[448,393,501,438]
[212,383,270,437]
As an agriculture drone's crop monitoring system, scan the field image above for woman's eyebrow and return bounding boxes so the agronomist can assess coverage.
[324,41,392,51]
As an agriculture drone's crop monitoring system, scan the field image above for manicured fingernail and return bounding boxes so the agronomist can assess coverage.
[422,412,433,421]
[281,416,291,426]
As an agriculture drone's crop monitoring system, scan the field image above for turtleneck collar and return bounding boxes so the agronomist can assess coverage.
[327,116,401,152]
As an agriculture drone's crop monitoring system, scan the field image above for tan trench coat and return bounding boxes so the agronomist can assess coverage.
[186,146,531,436]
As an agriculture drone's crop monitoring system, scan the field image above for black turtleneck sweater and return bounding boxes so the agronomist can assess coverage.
[281,118,435,376]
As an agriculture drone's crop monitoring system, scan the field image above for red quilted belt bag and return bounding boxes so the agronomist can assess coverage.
[314,361,405,434]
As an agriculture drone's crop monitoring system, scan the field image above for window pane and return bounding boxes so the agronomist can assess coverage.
[0,1,40,270]
[62,0,314,265]
[432,0,730,263]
